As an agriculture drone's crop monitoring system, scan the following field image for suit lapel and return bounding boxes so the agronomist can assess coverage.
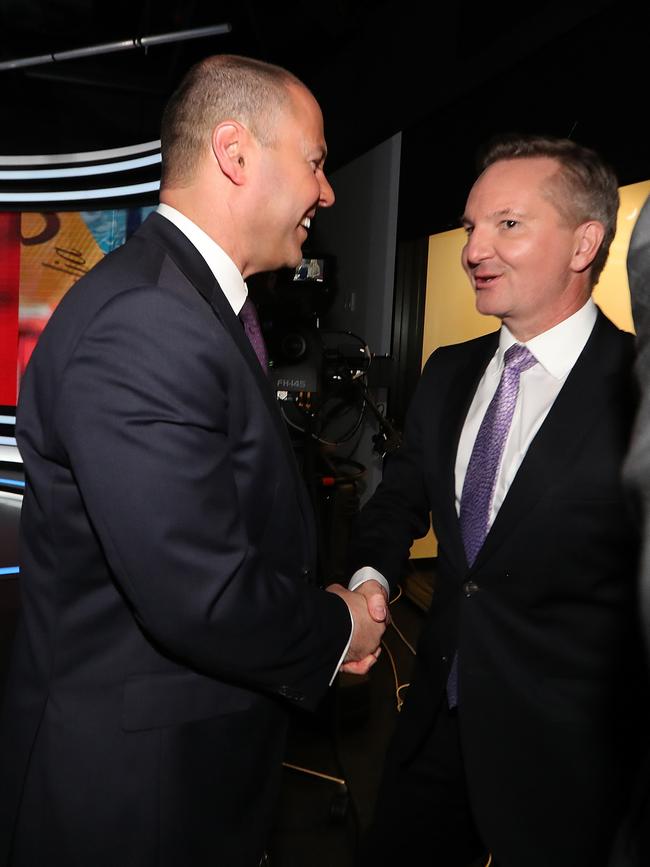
[136,214,316,553]
[472,311,624,569]
[139,214,271,390]
[434,332,499,573]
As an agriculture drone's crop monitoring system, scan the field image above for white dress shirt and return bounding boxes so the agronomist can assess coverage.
[351,298,598,594]
[455,298,597,520]
[157,203,354,679]
[157,203,248,315]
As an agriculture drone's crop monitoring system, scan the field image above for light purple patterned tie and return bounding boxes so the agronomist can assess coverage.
[239,297,269,372]
[448,343,537,707]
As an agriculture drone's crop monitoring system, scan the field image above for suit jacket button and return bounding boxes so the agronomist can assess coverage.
[463,580,479,597]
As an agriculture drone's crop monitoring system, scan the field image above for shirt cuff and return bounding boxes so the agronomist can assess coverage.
[329,604,354,686]
[348,566,390,596]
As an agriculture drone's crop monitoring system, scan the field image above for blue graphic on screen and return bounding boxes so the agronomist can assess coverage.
[81,205,156,254]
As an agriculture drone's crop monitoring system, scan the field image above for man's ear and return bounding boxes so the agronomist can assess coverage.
[211,121,248,186]
[572,221,605,272]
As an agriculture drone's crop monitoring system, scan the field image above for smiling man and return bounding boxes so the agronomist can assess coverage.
[353,134,648,867]
[0,55,387,867]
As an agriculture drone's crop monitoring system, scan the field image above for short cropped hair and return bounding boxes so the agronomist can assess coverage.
[477,133,620,286]
[160,54,302,187]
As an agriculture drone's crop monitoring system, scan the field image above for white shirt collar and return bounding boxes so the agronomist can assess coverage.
[156,203,247,315]
[498,298,597,380]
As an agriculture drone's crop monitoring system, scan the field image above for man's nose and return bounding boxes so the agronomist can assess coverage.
[319,172,335,208]
[464,228,493,265]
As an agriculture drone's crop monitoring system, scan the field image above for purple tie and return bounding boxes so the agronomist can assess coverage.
[239,297,268,371]
[447,343,537,707]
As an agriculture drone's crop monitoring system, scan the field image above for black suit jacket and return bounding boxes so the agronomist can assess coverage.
[609,194,650,867]
[352,309,646,866]
[0,213,351,867]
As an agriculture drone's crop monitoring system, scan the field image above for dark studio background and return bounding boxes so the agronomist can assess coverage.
[1,1,649,863]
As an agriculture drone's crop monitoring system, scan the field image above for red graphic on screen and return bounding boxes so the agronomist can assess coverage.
[0,213,20,405]
[0,207,154,404]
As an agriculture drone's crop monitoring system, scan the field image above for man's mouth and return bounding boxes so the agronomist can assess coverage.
[300,217,311,231]
[474,272,499,289]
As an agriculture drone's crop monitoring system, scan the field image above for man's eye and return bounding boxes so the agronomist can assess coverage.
[502,219,518,229]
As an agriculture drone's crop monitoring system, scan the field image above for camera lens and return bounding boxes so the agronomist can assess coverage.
[281,332,308,361]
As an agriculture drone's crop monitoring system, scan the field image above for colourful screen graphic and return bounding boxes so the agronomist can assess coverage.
[0,207,155,405]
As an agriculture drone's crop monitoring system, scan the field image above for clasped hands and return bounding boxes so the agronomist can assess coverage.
[327,579,389,676]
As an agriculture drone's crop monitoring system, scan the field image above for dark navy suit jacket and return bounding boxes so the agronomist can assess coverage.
[0,213,351,867]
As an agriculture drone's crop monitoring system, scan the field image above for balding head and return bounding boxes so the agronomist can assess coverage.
[160,54,303,188]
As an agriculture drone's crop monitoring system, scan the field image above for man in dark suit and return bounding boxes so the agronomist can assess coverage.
[626,193,650,639]
[608,193,650,867]
[354,134,646,867]
[0,55,387,867]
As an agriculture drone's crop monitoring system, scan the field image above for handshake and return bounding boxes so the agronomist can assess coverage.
[327,579,389,676]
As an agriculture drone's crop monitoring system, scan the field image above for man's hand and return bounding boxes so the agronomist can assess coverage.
[351,578,390,624]
[327,580,388,676]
